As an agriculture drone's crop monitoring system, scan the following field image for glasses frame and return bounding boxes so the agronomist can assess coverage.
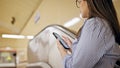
[76,0,85,8]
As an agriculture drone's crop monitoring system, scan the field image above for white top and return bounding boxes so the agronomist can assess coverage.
[63,17,120,68]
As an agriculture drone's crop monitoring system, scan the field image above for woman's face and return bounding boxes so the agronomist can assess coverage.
[77,0,89,18]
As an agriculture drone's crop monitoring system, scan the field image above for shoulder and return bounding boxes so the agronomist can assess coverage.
[82,17,112,38]
[85,17,107,28]
[84,17,111,31]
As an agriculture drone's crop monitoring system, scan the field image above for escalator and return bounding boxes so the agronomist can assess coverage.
[27,25,76,68]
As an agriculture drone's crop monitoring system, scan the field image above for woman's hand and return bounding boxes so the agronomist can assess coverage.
[57,36,72,59]
[62,36,72,48]
[57,39,67,59]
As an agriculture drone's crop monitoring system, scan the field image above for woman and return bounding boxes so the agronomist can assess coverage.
[57,0,120,68]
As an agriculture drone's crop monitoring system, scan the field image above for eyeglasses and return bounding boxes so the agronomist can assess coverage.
[76,0,85,8]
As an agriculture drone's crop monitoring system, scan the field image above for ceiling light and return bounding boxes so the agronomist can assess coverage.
[2,34,25,39]
[26,36,34,39]
[64,17,80,27]
[2,34,34,39]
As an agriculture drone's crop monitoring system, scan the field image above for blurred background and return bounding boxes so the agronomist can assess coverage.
[0,0,120,68]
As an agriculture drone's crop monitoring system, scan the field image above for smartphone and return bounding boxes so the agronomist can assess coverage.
[53,32,70,49]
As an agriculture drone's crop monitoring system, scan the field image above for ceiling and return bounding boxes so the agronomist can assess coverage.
[0,0,120,35]
[0,0,42,34]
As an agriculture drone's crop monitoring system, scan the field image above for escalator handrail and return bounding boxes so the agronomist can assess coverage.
[29,24,77,42]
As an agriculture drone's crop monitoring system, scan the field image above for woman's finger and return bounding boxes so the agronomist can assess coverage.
[62,36,72,47]
[56,39,64,50]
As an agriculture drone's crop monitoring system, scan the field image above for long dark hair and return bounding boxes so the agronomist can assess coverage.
[76,0,120,44]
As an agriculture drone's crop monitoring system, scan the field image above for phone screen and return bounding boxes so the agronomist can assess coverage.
[53,32,70,49]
